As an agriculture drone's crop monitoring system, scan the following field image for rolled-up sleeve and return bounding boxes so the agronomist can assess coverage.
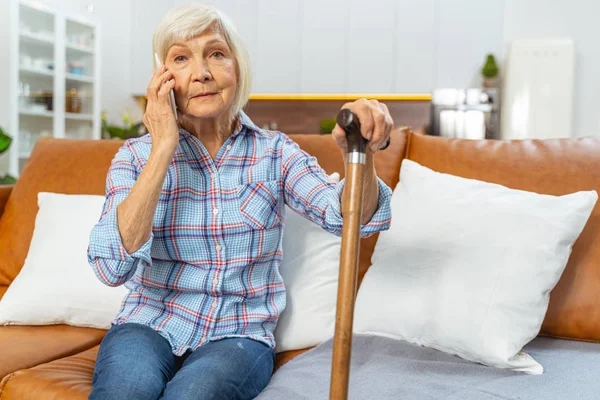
[87,142,153,287]
[281,135,392,238]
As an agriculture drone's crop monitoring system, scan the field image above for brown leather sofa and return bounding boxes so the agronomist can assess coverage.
[0,128,599,399]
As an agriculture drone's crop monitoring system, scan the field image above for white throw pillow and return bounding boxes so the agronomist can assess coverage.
[0,192,128,329]
[354,159,597,374]
[275,172,341,352]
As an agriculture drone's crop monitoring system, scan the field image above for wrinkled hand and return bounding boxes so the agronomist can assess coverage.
[143,65,181,152]
[332,98,393,155]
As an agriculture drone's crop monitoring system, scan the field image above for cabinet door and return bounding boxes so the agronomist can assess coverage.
[129,0,173,95]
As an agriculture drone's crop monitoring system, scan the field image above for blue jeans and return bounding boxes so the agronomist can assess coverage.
[89,323,275,400]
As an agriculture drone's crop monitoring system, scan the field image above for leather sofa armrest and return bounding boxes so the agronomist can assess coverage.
[0,185,14,219]
[0,346,99,399]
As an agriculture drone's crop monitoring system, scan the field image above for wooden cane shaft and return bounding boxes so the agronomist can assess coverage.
[329,162,365,400]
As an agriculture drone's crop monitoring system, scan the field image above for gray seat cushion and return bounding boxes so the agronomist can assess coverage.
[258,334,600,399]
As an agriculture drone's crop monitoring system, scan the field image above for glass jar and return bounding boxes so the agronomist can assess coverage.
[65,88,82,113]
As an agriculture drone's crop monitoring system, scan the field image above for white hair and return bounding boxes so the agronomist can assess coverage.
[152,3,252,118]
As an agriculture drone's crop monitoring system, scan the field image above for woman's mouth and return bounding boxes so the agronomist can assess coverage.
[191,92,217,100]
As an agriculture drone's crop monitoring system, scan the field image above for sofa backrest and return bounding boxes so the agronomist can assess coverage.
[406,132,600,343]
[0,138,123,285]
[0,128,409,288]
[2,129,598,343]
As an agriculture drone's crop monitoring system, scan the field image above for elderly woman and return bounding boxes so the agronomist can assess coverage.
[87,3,393,400]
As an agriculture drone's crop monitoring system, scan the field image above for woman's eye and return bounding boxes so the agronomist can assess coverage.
[174,55,186,62]
[212,51,225,58]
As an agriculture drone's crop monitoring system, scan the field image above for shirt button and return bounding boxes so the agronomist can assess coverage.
[213,277,219,284]
[213,208,219,215]
[200,337,206,344]
[212,299,218,307]
[226,144,232,150]
[215,244,222,251]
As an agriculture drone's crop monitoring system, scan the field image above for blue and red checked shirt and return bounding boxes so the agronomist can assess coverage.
[87,111,392,355]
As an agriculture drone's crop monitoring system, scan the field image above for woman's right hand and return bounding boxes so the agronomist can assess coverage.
[143,65,180,152]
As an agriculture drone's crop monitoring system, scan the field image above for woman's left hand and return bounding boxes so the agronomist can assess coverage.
[332,98,394,155]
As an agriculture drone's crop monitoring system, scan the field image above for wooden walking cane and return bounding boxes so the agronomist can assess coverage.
[329,109,368,400]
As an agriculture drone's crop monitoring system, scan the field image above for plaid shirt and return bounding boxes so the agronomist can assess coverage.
[87,111,392,355]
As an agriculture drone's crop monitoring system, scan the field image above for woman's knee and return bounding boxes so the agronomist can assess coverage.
[90,323,177,399]
[97,323,171,355]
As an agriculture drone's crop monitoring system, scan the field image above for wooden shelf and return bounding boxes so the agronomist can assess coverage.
[66,73,94,83]
[65,113,93,121]
[66,43,94,55]
[19,30,54,46]
[132,93,432,110]
[19,109,54,118]
[248,93,433,101]
[20,66,54,78]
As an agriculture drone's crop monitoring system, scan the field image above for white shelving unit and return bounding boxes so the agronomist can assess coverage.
[8,0,101,178]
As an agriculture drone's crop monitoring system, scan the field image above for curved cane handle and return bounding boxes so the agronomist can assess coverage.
[336,109,367,158]
[337,108,391,155]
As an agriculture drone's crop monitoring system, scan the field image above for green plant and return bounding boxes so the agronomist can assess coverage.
[481,54,499,78]
[319,118,337,134]
[101,110,144,140]
[0,126,17,185]
[0,126,11,154]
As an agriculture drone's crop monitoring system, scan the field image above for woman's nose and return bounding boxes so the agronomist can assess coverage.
[192,61,212,82]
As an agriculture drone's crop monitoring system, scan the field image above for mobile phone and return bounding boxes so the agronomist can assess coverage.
[154,53,178,120]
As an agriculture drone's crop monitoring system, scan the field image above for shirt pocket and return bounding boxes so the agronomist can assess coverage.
[237,180,282,230]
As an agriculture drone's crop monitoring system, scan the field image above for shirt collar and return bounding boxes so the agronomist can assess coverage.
[178,110,261,140]
[235,110,261,136]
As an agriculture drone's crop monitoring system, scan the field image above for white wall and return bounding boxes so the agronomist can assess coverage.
[128,0,502,95]
[0,2,10,128]
[503,0,600,137]
[2,0,598,178]
[129,0,173,107]
[92,0,141,123]
[436,0,505,88]
[0,1,11,175]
